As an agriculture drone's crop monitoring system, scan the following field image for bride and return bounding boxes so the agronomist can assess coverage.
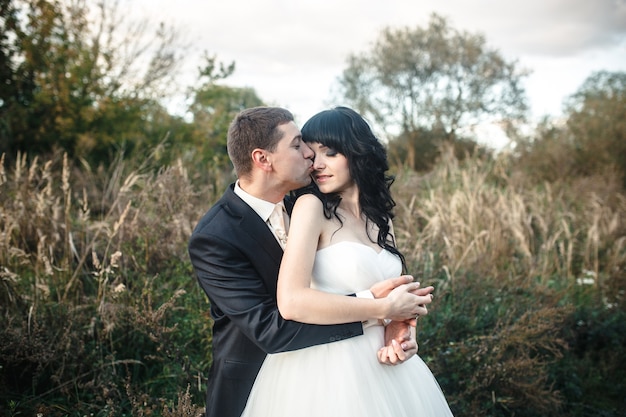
[241,106,453,417]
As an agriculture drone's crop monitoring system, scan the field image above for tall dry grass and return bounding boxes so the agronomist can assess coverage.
[0,151,217,416]
[1,146,624,416]
[396,147,625,287]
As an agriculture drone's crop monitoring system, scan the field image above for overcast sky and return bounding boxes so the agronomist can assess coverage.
[131,0,626,126]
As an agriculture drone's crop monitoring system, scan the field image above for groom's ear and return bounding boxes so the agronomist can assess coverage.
[251,148,273,172]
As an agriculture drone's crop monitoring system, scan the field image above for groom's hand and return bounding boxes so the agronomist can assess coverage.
[405,285,435,325]
[377,321,418,365]
[369,275,414,298]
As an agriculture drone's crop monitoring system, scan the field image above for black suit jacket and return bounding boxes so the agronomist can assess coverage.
[188,184,363,417]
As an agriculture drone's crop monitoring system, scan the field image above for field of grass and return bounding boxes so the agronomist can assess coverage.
[1,148,624,416]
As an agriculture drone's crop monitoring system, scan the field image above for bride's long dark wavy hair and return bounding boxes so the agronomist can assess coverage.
[298,106,406,271]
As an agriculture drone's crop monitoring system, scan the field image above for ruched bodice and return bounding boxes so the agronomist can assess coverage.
[312,241,402,294]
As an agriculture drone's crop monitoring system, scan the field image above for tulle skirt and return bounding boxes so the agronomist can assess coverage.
[241,324,453,417]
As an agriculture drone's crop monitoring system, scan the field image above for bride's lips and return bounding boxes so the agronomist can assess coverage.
[314,174,331,183]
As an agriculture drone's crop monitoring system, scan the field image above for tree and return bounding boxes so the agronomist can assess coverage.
[511,71,626,189]
[0,0,34,155]
[564,71,626,186]
[187,53,264,167]
[0,0,184,165]
[337,13,529,169]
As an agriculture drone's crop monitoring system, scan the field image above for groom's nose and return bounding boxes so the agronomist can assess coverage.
[302,142,314,160]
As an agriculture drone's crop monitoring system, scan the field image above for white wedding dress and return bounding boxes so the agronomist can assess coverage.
[241,241,454,417]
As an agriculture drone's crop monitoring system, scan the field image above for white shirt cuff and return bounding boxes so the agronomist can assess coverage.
[356,290,374,299]
[356,290,378,328]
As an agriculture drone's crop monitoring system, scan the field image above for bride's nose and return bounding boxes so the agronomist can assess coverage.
[313,157,325,170]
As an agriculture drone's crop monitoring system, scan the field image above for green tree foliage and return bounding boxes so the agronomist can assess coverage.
[337,13,529,170]
[513,71,626,190]
[187,53,264,168]
[0,0,34,154]
[511,117,576,184]
[565,71,626,186]
[0,0,184,165]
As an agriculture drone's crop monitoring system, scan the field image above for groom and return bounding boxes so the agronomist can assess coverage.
[188,106,432,417]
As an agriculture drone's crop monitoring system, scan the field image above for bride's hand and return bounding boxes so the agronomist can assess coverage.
[377,338,418,365]
[412,285,435,298]
[378,320,418,365]
[369,275,414,298]
[385,282,432,321]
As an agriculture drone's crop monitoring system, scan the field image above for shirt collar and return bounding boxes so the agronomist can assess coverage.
[234,180,277,222]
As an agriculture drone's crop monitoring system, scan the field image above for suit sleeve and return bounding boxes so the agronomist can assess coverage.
[188,225,363,354]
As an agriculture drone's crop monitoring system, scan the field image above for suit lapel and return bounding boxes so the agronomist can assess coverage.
[222,186,284,263]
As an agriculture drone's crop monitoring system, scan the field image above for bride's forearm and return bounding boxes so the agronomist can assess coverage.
[277,287,387,324]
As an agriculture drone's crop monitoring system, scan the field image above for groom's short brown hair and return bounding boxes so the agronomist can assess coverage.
[227,106,294,176]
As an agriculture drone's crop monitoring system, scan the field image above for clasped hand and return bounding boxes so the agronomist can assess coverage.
[371,275,434,321]
[370,275,434,366]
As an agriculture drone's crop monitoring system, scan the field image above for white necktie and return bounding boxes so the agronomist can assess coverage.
[268,201,288,247]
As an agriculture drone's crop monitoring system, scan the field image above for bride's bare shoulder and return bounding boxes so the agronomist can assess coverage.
[293,193,323,210]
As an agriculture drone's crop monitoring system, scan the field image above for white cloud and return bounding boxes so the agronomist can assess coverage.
[129,0,626,121]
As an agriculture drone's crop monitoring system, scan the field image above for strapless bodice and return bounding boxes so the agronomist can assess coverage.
[311,241,402,294]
